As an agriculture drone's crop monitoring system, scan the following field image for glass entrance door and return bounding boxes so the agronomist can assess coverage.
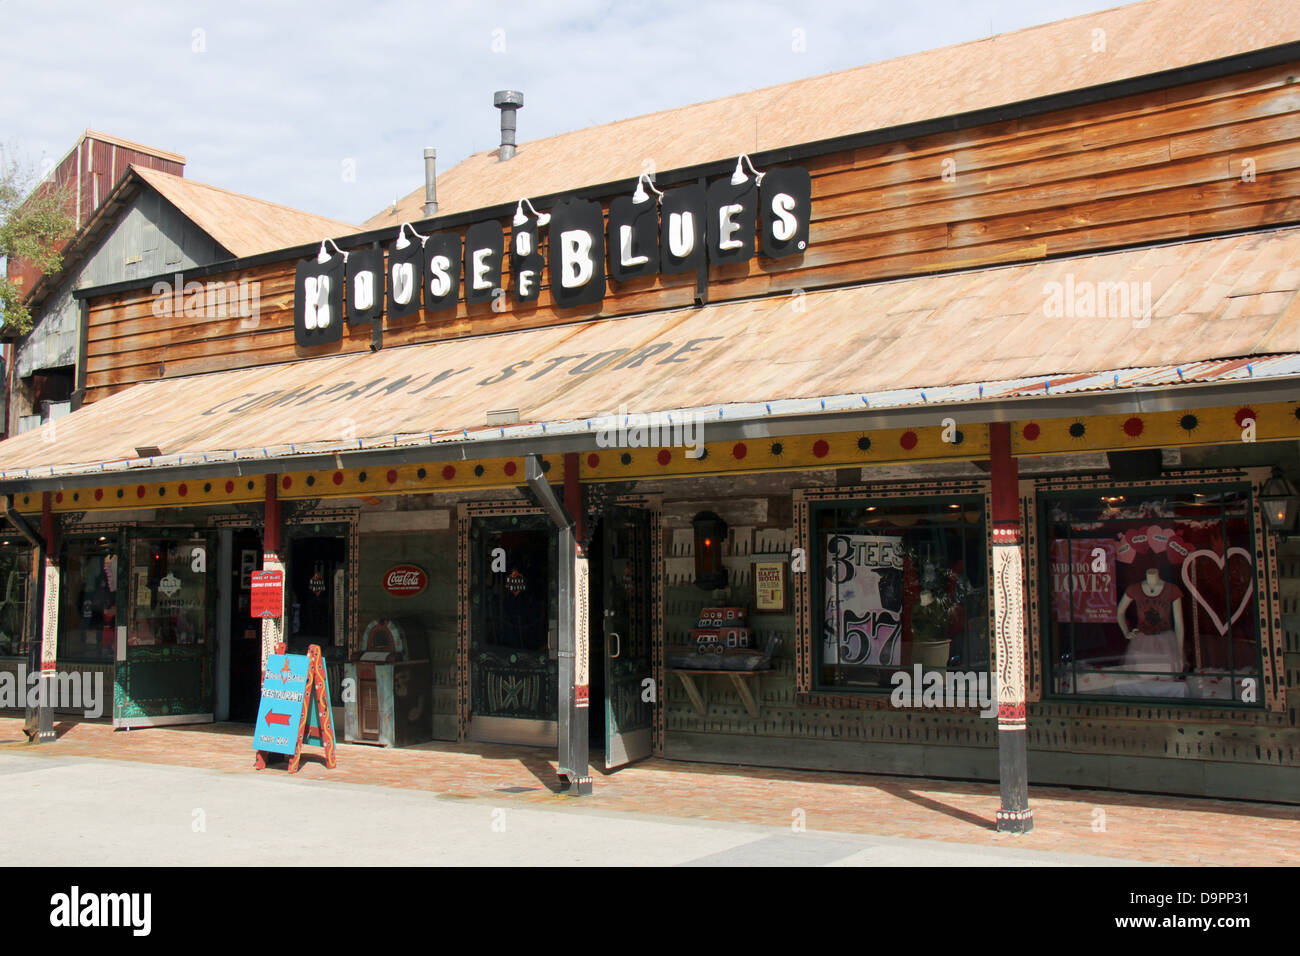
[469,515,558,742]
[116,531,216,726]
[602,506,653,769]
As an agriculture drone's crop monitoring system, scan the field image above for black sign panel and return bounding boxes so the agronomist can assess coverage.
[510,220,544,303]
[659,184,706,275]
[760,167,811,259]
[290,163,814,347]
[345,245,383,326]
[706,176,757,265]
[607,195,659,283]
[464,220,504,306]
[548,198,606,309]
[424,232,462,313]
[293,254,344,347]
[386,235,425,319]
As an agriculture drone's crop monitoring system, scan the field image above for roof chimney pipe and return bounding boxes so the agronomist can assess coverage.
[423,147,438,216]
[493,90,523,161]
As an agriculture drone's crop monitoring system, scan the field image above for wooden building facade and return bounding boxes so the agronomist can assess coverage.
[1,0,1299,817]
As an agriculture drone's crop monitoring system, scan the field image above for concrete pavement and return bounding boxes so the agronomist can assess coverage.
[0,751,1133,866]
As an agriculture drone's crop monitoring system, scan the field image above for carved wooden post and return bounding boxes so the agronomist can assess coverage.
[990,422,1033,833]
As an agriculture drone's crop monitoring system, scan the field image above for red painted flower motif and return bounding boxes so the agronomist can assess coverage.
[587,453,600,468]
[225,480,235,493]
[281,475,293,489]
[812,439,830,458]
[657,449,671,466]
[900,431,918,451]
[387,468,399,483]
[504,461,517,477]
[1234,406,1256,428]
[332,471,344,485]
[1022,423,1041,441]
[442,465,456,480]
[1122,416,1144,437]
[732,443,747,460]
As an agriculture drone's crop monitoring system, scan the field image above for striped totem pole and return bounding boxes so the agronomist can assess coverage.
[990,422,1033,833]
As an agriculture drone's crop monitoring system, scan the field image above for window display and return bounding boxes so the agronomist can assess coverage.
[815,497,988,691]
[1043,487,1261,703]
[0,545,31,657]
[59,537,119,662]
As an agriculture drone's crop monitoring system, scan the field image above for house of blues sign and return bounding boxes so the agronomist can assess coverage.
[294,163,811,347]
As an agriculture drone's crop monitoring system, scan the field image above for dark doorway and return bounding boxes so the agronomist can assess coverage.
[287,535,346,655]
[228,529,263,722]
[469,516,559,726]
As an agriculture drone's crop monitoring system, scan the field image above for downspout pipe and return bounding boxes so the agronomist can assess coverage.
[524,455,591,795]
[4,496,50,742]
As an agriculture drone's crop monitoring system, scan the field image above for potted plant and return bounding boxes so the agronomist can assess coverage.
[910,591,953,669]
[906,558,973,672]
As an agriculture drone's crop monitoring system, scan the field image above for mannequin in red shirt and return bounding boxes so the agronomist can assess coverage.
[1115,566,1185,672]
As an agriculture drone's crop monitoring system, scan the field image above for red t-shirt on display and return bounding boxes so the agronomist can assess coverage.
[1124,580,1183,633]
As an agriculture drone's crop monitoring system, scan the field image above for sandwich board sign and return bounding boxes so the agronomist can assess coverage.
[253,643,337,773]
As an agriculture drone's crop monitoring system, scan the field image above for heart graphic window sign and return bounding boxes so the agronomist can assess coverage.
[1180,547,1255,636]
[1147,525,1174,553]
[1165,536,1191,564]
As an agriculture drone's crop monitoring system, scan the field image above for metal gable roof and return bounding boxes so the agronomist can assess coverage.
[367,0,1300,229]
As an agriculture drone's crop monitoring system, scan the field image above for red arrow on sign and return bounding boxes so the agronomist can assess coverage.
[266,712,290,726]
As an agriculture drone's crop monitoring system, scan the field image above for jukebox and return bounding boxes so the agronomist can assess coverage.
[343,618,432,747]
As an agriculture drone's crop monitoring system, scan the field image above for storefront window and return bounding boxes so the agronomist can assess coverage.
[815,497,988,691]
[0,544,31,658]
[60,537,120,662]
[1042,486,1261,704]
[126,536,211,647]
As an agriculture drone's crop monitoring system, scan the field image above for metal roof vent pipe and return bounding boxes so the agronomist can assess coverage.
[494,90,523,161]
[423,147,438,216]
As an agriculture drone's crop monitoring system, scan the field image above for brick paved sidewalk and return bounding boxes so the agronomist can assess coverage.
[1,717,1295,865]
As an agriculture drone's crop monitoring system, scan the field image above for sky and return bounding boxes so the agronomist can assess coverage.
[1,0,1135,227]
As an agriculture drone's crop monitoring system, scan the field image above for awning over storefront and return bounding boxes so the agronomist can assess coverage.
[1,226,1298,481]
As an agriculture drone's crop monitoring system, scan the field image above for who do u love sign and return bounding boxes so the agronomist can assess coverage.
[294,158,811,347]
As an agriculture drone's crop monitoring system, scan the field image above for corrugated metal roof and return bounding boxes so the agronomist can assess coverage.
[132,166,358,258]
[367,0,1300,228]
[2,225,1298,479]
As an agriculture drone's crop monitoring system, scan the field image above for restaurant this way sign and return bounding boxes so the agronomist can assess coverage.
[294,162,811,346]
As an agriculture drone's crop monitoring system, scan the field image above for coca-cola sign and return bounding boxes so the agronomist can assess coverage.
[383,564,427,597]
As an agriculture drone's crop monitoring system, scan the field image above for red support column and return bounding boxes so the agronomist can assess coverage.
[30,493,58,739]
[990,422,1033,833]
[39,493,58,674]
[261,475,285,667]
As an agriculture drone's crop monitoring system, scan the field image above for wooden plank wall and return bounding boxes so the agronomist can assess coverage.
[84,62,1300,402]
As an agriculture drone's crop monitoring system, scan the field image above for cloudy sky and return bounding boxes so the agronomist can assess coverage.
[2,0,1130,227]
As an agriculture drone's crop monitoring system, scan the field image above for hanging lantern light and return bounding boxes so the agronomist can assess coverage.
[692,511,728,591]
[1260,466,1299,533]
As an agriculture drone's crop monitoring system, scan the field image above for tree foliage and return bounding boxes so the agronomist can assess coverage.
[0,149,76,335]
